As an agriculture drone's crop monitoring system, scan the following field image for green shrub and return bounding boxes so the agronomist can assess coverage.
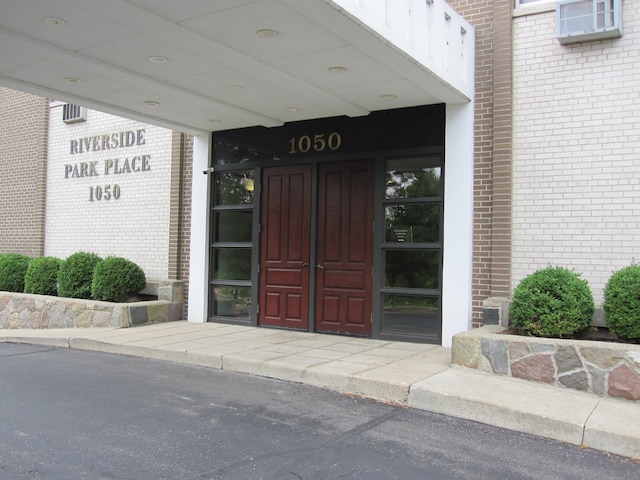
[57,252,102,299]
[511,266,594,338]
[91,257,146,302]
[0,253,30,292]
[603,264,640,340]
[24,256,62,296]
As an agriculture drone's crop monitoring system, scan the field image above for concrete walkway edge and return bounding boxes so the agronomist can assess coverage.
[2,323,640,460]
[408,367,640,459]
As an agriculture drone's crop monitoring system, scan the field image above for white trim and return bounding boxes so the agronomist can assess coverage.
[187,134,212,324]
[441,102,475,347]
[514,0,557,18]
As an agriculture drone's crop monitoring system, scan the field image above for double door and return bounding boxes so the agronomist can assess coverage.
[259,161,373,335]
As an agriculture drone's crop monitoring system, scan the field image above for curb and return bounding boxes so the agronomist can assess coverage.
[409,367,640,460]
[3,335,640,460]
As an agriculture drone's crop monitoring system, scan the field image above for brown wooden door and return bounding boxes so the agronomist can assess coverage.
[259,165,312,329]
[259,161,373,334]
[315,161,374,335]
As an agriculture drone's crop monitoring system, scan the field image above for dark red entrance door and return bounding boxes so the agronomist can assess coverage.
[259,161,373,335]
[315,161,373,335]
[259,165,312,329]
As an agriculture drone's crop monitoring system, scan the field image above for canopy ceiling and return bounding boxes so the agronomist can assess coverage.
[0,0,473,134]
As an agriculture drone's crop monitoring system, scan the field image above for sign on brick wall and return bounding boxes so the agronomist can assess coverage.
[63,129,153,202]
[45,107,173,278]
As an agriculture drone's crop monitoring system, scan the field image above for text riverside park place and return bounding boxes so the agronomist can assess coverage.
[63,129,153,202]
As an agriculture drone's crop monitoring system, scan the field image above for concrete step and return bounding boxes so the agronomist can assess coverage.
[409,367,640,459]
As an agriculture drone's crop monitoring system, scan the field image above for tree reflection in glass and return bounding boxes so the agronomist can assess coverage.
[384,250,439,290]
[386,165,440,199]
[385,205,440,243]
[215,170,254,205]
[213,248,252,281]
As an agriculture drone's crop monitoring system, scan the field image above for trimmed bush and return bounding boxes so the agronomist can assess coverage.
[24,256,62,296]
[91,257,146,302]
[57,252,102,299]
[0,253,30,292]
[511,266,594,338]
[603,264,640,340]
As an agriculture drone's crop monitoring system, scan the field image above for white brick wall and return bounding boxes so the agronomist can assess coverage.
[512,1,640,305]
[46,105,173,279]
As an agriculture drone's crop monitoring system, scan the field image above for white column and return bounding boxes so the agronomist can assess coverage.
[441,102,475,347]
[187,133,212,323]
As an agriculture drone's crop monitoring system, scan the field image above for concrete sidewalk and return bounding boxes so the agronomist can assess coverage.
[3,321,639,459]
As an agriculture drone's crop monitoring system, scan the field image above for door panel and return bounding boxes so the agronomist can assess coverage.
[259,165,311,329]
[315,161,374,335]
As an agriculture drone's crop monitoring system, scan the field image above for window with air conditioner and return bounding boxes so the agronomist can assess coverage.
[517,0,552,5]
[556,0,622,45]
[62,104,86,123]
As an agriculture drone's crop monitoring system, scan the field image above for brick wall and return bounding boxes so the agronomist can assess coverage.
[179,135,193,319]
[169,131,185,280]
[45,104,174,279]
[0,87,49,257]
[448,0,513,326]
[512,2,640,304]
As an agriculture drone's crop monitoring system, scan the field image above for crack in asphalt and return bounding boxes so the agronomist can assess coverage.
[192,410,399,480]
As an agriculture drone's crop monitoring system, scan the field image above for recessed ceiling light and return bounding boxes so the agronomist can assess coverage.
[381,94,397,100]
[64,77,82,84]
[148,56,168,64]
[256,29,279,37]
[208,119,222,124]
[225,84,243,90]
[144,100,160,107]
[286,107,299,112]
[328,66,348,73]
[43,17,66,27]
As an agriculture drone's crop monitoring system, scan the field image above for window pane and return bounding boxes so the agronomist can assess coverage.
[214,210,253,243]
[215,171,254,205]
[385,204,440,243]
[384,250,439,289]
[213,286,251,319]
[386,160,441,199]
[213,248,252,280]
[383,295,440,336]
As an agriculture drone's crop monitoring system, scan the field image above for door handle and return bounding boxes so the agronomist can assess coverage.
[316,264,324,270]
[302,262,308,268]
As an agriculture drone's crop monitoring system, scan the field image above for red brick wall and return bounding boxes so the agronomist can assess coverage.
[178,134,193,318]
[0,87,49,257]
[448,0,513,326]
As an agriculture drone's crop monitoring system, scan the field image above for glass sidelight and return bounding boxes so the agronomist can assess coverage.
[380,157,443,340]
[210,170,255,321]
[382,295,440,336]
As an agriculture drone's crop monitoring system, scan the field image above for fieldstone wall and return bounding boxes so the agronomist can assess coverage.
[453,326,640,401]
[0,280,184,329]
[0,294,130,328]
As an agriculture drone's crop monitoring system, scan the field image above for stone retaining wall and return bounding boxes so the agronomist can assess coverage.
[0,280,184,329]
[453,326,640,401]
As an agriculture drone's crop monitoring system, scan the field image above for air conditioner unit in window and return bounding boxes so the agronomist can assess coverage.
[62,103,86,123]
[556,0,622,45]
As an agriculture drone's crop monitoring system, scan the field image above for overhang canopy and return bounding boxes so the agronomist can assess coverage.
[0,0,474,134]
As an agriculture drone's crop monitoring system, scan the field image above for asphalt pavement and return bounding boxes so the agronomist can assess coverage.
[1,343,639,480]
[2,321,640,461]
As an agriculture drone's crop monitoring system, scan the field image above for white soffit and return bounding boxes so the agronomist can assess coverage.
[0,0,474,134]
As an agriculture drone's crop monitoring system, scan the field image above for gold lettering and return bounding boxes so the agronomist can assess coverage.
[288,132,342,155]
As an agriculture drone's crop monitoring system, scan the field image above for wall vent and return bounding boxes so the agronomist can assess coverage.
[556,0,622,45]
[62,104,86,123]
